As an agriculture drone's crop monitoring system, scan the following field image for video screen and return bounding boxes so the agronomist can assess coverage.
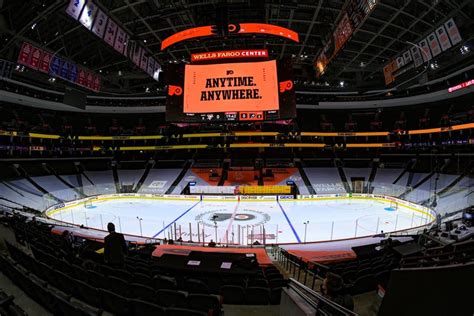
[166,59,295,122]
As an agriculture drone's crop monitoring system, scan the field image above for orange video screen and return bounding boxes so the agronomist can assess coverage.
[183,60,279,113]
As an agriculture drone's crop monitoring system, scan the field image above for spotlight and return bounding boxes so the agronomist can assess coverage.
[461,45,470,55]
[339,81,345,87]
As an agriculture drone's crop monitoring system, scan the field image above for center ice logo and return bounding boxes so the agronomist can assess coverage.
[195,208,270,228]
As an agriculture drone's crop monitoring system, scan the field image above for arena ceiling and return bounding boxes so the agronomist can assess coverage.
[0,0,473,94]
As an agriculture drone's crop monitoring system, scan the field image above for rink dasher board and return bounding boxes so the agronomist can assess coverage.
[44,193,437,222]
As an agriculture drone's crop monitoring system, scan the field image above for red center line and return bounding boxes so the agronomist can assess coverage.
[223,201,240,243]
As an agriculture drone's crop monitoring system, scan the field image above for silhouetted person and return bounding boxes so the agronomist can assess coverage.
[104,222,127,268]
[208,239,216,247]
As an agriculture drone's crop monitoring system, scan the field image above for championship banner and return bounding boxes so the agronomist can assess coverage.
[140,52,148,71]
[427,32,442,57]
[146,58,155,77]
[444,18,462,45]
[410,46,423,67]
[59,60,70,79]
[65,0,87,20]
[113,27,127,54]
[78,1,98,30]
[333,12,353,53]
[49,55,62,76]
[17,42,32,65]
[65,0,161,82]
[93,75,101,92]
[418,39,432,62]
[191,49,268,62]
[68,63,78,82]
[103,19,118,47]
[132,45,142,66]
[91,8,108,38]
[402,50,412,64]
[38,51,51,73]
[153,62,161,81]
[29,46,42,70]
[396,56,405,68]
[435,25,451,51]
[77,66,87,86]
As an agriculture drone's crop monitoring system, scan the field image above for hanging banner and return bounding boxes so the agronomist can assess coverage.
[103,19,118,47]
[153,62,161,81]
[418,39,432,62]
[59,60,70,79]
[68,63,78,82]
[133,46,142,66]
[140,53,148,71]
[93,75,101,92]
[65,0,87,20]
[402,50,412,64]
[49,56,62,76]
[65,0,160,82]
[427,32,442,57]
[92,8,108,38]
[78,1,98,30]
[146,58,155,77]
[17,42,32,65]
[396,56,405,68]
[444,18,462,45]
[28,47,42,70]
[410,46,423,67]
[113,27,127,54]
[435,25,451,51]
[77,67,87,86]
[39,51,52,73]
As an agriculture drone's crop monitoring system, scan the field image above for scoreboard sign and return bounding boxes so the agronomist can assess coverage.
[191,49,268,62]
[183,60,279,113]
[166,59,296,122]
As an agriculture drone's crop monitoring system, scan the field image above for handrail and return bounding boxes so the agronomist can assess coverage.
[0,122,472,141]
[287,278,358,315]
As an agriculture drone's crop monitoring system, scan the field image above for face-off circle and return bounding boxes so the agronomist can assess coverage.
[195,208,270,228]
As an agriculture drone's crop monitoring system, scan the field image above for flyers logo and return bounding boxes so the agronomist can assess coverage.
[279,80,293,93]
[168,85,183,96]
[228,24,241,33]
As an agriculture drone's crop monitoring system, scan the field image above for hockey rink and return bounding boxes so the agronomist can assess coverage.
[47,197,432,244]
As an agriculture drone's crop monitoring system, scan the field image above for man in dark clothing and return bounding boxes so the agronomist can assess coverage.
[104,222,127,267]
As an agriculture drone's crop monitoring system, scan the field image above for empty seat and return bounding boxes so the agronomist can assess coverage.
[186,279,210,294]
[133,272,152,286]
[247,278,268,288]
[86,270,109,289]
[270,287,282,305]
[245,287,270,305]
[156,289,187,308]
[268,278,288,288]
[130,283,156,302]
[107,276,130,296]
[131,299,166,316]
[74,279,102,308]
[187,294,221,316]
[220,286,244,304]
[153,275,178,290]
[100,289,130,316]
[349,275,377,295]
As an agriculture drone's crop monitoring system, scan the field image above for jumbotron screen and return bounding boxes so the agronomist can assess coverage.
[166,59,296,122]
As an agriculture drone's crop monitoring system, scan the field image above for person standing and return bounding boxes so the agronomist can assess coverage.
[104,222,128,268]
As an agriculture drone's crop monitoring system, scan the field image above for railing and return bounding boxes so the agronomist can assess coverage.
[287,278,358,316]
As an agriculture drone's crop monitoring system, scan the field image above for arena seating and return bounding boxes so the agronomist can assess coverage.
[0,214,289,315]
